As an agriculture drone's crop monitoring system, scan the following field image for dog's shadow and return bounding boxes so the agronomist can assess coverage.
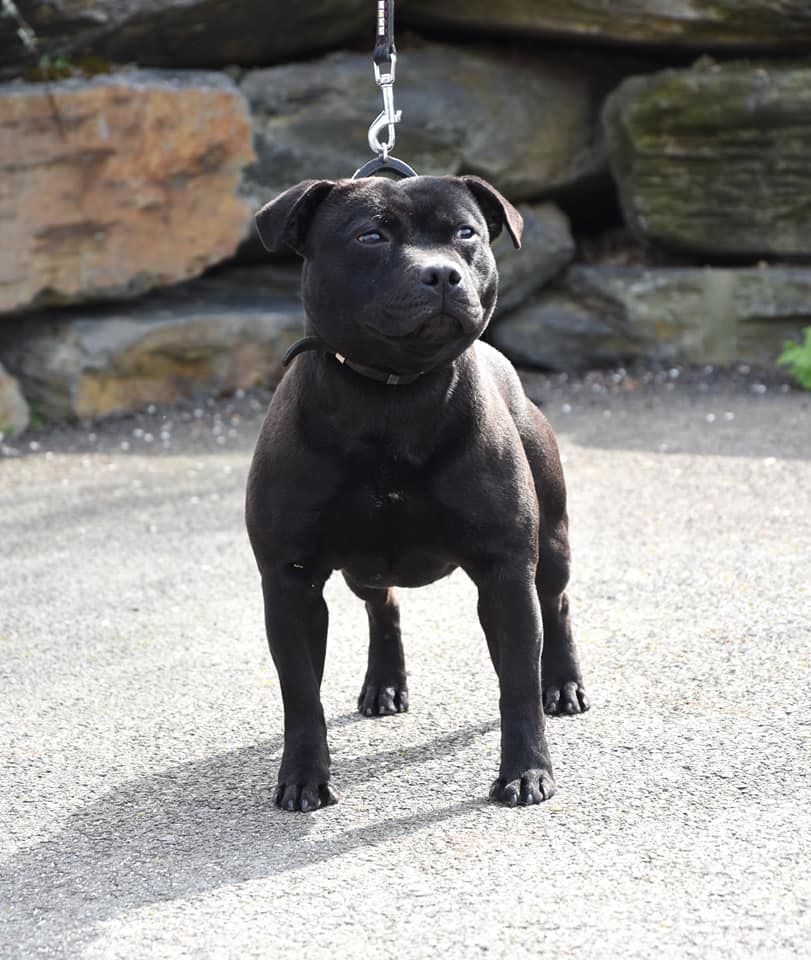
[2,715,497,957]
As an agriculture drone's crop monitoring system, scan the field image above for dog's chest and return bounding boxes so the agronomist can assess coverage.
[331,456,439,539]
[322,452,456,587]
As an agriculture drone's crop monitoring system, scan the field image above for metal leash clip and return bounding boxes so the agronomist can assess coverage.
[352,0,417,181]
[368,53,401,160]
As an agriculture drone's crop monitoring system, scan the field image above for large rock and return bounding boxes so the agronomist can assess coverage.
[0,361,29,437]
[493,203,574,317]
[602,61,811,259]
[399,1,811,51]
[0,2,368,74]
[0,72,254,314]
[0,268,303,420]
[491,265,811,370]
[242,44,624,206]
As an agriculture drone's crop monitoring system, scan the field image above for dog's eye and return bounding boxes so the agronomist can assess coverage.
[455,225,476,240]
[357,230,385,244]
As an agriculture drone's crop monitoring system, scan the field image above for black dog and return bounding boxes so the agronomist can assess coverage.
[246,174,589,812]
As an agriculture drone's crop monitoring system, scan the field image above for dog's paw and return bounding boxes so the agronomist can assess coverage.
[543,681,590,716]
[489,769,556,806]
[358,681,409,717]
[274,780,338,813]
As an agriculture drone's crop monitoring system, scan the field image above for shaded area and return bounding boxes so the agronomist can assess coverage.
[0,719,497,959]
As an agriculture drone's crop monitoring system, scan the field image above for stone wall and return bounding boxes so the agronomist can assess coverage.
[1,0,810,428]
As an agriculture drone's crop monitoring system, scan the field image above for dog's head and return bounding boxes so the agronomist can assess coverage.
[255,175,522,376]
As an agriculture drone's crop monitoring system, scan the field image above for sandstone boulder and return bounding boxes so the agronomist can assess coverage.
[0,72,254,314]
[602,61,811,259]
[399,1,811,51]
[491,265,811,370]
[242,44,623,207]
[0,361,29,437]
[0,268,303,420]
[0,1,368,74]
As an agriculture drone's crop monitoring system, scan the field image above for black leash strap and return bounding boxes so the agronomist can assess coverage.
[373,0,395,66]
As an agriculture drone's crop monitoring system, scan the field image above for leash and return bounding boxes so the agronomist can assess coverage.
[352,0,418,180]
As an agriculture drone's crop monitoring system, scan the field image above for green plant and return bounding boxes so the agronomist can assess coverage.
[778,326,811,390]
[25,55,76,82]
[27,401,46,431]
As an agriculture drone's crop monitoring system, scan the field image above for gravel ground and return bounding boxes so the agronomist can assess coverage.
[1,365,809,960]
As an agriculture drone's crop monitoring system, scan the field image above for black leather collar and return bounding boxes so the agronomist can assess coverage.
[282,336,425,386]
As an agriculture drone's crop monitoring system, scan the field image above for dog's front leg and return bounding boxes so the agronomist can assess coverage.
[474,568,556,805]
[262,569,337,812]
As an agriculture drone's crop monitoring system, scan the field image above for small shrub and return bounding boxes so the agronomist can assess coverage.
[27,401,46,430]
[778,326,811,390]
[24,54,112,82]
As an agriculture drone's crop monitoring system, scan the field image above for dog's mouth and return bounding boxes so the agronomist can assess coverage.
[371,303,482,343]
[389,312,463,340]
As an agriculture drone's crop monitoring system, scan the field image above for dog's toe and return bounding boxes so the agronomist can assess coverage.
[274,780,338,812]
[543,681,589,716]
[489,770,556,806]
[358,682,409,717]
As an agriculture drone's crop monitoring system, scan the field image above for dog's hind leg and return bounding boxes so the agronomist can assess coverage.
[343,574,409,716]
[521,404,590,717]
[538,559,590,717]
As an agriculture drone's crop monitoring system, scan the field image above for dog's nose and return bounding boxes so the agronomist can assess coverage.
[420,263,462,288]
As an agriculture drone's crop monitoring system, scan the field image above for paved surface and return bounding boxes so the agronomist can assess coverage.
[1,371,809,959]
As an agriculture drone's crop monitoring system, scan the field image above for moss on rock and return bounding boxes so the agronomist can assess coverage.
[602,61,811,259]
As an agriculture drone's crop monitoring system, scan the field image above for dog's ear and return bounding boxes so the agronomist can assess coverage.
[255,179,336,254]
[460,175,523,249]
